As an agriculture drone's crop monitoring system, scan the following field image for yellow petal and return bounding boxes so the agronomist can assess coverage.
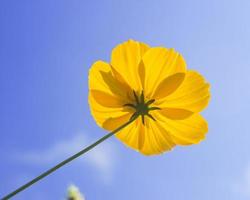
[90,90,125,108]
[103,113,131,131]
[140,119,176,155]
[113,116,175,155]
[141,48,186,98]
[89,61,112,92]
[111,39,150,91]
[115,118,145,151]
[88,61,133,127]
[89,94,130,127]
[152,73,185,99]
[158,108,193,120]
[155,112,208,145]
[89,60,131,100]
[156,70,210,113]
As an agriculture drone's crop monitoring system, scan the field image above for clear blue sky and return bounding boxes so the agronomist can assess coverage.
[1,0,250,199]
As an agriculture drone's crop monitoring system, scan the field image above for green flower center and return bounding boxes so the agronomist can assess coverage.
[124,91,160,124]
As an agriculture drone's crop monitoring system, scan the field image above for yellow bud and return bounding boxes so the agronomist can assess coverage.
[67,184,85,200]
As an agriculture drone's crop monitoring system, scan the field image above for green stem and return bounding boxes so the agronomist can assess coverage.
[1,118,136,200]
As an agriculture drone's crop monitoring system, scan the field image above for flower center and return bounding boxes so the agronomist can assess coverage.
[124,91,160,124]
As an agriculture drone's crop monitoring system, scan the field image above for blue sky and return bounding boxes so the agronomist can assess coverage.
[1,0,250,199]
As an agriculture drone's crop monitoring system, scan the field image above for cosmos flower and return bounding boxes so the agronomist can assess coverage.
[89,39,210,155]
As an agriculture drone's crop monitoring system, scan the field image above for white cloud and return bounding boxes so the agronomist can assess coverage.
[232,163,250,197]
[15,132,119,184]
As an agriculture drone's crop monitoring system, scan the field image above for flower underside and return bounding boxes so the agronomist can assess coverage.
[124,90,160,124]
[89,39,210,155]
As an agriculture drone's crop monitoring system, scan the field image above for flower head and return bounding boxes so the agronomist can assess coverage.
[89,39,210,155]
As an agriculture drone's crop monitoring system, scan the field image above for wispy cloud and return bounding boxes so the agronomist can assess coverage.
[15,132,119,184]
[232,163,250,197]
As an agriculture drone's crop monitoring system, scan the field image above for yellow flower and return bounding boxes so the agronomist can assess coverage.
[88,39,210,155]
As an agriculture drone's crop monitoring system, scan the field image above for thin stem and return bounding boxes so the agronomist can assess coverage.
[1,117,137,200]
